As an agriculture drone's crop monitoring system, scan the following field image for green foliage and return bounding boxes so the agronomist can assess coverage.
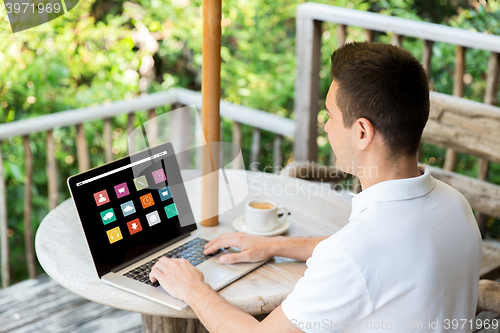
[0,0,499,285]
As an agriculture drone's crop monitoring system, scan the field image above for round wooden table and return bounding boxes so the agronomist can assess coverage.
[35,170,352,333]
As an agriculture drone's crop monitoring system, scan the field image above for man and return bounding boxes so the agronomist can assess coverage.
[150,42,482,332]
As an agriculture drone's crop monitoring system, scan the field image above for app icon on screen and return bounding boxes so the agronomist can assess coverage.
[127,218,143,235]
[152,168,166,184]
[93,190,110,206]
[100,208,117,225]
[140,193,155,209]
[133,175,149,191]
[146,210,161,227]
[158,186,172,201]
[114,182,130,198]
[164,203,178,219]
[106,226,123,244]
[120,200,136,217]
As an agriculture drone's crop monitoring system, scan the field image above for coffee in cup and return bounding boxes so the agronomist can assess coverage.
[249,202,275,210]
[245,200,288,232]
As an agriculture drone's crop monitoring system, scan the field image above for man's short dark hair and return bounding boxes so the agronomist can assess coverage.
[330,42,429,157]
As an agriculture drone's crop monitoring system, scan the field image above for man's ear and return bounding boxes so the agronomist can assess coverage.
[354,118,375,150]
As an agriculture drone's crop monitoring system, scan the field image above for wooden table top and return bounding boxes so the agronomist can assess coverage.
[35,169,352,318]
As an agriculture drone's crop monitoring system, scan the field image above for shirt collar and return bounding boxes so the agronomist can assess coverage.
[349,164,436,221]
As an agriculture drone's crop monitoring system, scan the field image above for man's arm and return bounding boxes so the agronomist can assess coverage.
[271,235,329,261]
[150,257,304,333]
[203,232,329,263]
[148,233,328,332]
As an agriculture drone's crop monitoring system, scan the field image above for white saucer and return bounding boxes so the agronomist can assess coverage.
[232,215,290,237]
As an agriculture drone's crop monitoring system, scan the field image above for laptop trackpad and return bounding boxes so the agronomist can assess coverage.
[200,262,240,288]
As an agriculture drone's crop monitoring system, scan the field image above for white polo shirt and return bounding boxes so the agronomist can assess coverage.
[281,165,481,332]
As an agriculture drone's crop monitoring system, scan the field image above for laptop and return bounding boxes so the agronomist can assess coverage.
[67,141,269,310]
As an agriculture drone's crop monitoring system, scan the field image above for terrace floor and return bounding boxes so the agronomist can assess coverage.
[0,274,141,333]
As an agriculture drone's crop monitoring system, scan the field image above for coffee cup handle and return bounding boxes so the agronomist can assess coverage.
[276,206,288,228]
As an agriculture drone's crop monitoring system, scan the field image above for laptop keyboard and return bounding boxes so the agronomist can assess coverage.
[123,237,222,287]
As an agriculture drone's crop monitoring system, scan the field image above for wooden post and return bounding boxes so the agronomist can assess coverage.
[484,53,500,106]
[365,29,374,42]
[391,33,402,47]
[147,109,158,148]
[250,128,261,168]
[103,118,113,163]
[142,315,208,333]
[76,123,90,172]
[170,104,192,169]
[46,130,59,210]
[0,142,10,287]
[337,24,346,47]
[443,45,466,172]
[294,17,322,162]
[126,113,135,137]
[476,52,500,236]
[231,121,243,169]
[201,0,221,226]
[23,136,36,280]
[329,150,337,167]
[422,40,434,79]
[418,39,434,162]
[273,134,283,171]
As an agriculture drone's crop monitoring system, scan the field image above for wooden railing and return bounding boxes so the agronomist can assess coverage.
[293,3,500,230]
[294,3,500,162]
[0,87,296,288]
[3,3,500,289]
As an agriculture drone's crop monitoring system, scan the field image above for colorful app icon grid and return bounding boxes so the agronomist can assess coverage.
[120,200,136,217]
[107,226,123,244]
[100,208,116,225]
[146,210,161,227]
[93,190,110,206]
[158,186,172,201]
[114,182,130,198]
[152,168,167,184]
[140,193,155,209]
[164,203,178,219]
[127,218,143,235]
[133,175,149,191]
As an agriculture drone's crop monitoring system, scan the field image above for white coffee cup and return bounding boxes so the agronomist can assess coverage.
[245,200,288,232]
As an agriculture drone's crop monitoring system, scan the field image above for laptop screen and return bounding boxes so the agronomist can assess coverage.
[68,142,196,277]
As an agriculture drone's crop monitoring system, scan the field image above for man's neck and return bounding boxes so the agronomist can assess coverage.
[356,156,422,191]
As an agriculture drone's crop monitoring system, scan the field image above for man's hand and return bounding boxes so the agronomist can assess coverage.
[203,232,274,264]
[149,257,211,303]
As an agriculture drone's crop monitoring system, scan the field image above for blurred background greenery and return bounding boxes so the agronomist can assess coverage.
[0,0,499,284]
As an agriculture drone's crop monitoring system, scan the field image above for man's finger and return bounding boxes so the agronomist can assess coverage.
[203,235,242,254]
[149,266,162,282]
[204,232,245,248]
[203,233,232,249]
[154,259,170,273]
[219,252,248,264]
[159,256,173,265]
